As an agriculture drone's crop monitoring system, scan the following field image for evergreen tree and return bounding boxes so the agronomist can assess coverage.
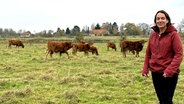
[95,23,101,29]
[65,27,71,34]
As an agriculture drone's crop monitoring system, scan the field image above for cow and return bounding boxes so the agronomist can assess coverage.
[107,42,116,51]
[120,40,146,57]
[78,40,86,44]
[45,41,73,60]
[89,45,99,56]
[78,40,94,46]
[8,39,24,48]
[72,43,91,56]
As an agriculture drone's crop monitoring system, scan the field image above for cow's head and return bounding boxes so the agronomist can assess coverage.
[66,42,73,49]
[22,45,24,48]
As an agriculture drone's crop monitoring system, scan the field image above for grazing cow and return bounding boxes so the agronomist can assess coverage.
[107,42,117,51]
[45,41,73,60]
[120,40,146,57]
[78,40,94,46]
[72,43,91,56]
[89,45,99,56]
[8,39,24,48]
[78,40,86,44]
[88,41,94,46]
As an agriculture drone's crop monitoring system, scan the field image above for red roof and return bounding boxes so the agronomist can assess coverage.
[91,29,109,35]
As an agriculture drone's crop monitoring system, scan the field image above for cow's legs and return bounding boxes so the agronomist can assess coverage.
[84,51,89,56]
[72,48,77,55]
[135,51,139,57]
[59,52,62,61]
[8,43,11,48]
[65,52,70,59]
[45,49,49,60]
[50,51,53,59]
[122,51,126,57]
[122,49,126,57]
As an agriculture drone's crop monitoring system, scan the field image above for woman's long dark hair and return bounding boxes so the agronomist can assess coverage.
[154,10,171,27]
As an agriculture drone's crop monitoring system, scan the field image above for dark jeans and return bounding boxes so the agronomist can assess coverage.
[151,72,178,104]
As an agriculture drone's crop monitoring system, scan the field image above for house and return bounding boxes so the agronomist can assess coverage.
[90,29,109,36]
[20,31,31,37]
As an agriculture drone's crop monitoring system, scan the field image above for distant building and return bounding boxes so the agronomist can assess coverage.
[20,31,31,37]
[90,29,109,36]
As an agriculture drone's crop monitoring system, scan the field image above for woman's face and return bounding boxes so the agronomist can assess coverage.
[156,12,168,29]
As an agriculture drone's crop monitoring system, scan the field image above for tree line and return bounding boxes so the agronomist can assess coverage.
[1,19,184,38]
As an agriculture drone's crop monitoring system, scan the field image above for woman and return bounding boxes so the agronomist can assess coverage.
[142,10,183,104]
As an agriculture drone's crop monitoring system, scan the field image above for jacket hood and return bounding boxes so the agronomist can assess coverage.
[151,24,177,34]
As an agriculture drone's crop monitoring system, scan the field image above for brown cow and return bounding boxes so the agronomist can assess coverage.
[78,40,86,44]
[45,41,73,60]
[72,43,91,56]
[120,40,146,57]
[78,40,94,46]
[89,45,99,56]
[107,42,116,51]
[8,39,24,48]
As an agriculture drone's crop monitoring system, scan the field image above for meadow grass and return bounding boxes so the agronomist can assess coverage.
[0,38,184,104]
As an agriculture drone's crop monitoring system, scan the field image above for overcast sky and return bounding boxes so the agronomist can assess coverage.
[0,0,184,33]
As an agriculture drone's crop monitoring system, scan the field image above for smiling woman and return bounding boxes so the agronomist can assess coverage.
[142,10,183,104]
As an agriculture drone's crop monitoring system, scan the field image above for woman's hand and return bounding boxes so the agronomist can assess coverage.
[142,73,149,77]
[163,73,167,78]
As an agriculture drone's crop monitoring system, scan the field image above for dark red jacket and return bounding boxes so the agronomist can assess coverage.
[142,24,183,77]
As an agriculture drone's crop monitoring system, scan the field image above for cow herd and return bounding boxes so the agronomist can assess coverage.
[7,38,147,60]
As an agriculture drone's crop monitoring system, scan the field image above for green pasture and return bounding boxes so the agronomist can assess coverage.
[0,37,184,104]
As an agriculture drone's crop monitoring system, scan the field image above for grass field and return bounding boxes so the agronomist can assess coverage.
[0,37,184,104]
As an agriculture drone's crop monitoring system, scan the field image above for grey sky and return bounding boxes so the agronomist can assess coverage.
[0,0,184,32]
